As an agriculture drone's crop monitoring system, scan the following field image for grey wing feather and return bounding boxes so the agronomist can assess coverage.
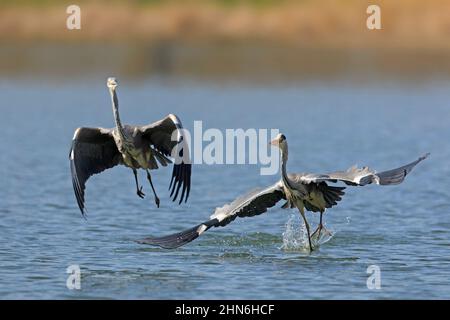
[139,114,192,204]
[210,182,286,227]
[69,127,121,216]
[376,153,430,185]
[295,153,429,186]
[137,182,285,249]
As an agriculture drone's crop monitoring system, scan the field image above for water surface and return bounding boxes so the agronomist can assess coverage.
[0,78,449,299]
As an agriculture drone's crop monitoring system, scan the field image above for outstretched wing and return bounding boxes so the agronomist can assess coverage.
[137,182,285,249]
[295,153,430,186]
[70,127,121,217]
[139,114,192,204]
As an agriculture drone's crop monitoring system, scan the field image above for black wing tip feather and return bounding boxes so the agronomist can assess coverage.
[70,157,87,218]
[137,219,217,249]
[165,115,191,204]
[420,153,430,161]
[170,162,191,204]
[136,224,203,249]
[180,163,191,204]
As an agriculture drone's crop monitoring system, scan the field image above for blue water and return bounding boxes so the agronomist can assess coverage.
[1,78,449,299]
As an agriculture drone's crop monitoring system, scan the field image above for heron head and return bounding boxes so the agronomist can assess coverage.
[107,77,118,90]
[269,133,287,149]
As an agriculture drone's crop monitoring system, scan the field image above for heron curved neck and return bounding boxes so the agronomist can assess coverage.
[109,88,126,139]
[280,143,289,183]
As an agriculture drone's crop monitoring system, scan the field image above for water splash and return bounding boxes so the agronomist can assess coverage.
[281,214,309,251]
[281,214,335,252]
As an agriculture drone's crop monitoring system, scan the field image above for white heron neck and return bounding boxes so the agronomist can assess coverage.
[109,88,126,140]
[280,144,289,183]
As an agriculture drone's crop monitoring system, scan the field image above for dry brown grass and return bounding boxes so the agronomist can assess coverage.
[1,0,450,49]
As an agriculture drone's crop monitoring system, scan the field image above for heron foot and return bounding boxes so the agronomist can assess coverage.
[311,224,332,242]
[136,186,145,199]
[311,224,322,239]
[154,196,160,208]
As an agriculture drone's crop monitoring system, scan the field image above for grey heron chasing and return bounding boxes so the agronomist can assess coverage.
[70,77,191,217]
[138,133,428,251]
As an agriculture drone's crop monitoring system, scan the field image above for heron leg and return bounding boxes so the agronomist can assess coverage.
[298,206,313,252]
[312,210,332,241]
[146,170,160,208]
[312,210,324,239]
[133,169,145,198]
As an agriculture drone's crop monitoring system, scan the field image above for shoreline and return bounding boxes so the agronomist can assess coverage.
[2,41,450,82]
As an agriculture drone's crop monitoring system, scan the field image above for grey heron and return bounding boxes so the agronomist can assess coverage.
[138,133,428,250]
[70,77,191,217]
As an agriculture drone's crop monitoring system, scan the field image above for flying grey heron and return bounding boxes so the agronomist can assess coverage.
[138,133,428,250]
[70,77,191,217]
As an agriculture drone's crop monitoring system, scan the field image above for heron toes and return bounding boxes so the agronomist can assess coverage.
[137,186,145,198]
[311,224,332,243]
[155,196,160,208]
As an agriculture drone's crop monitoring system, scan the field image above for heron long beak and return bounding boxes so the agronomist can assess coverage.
[269,138,279,146]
